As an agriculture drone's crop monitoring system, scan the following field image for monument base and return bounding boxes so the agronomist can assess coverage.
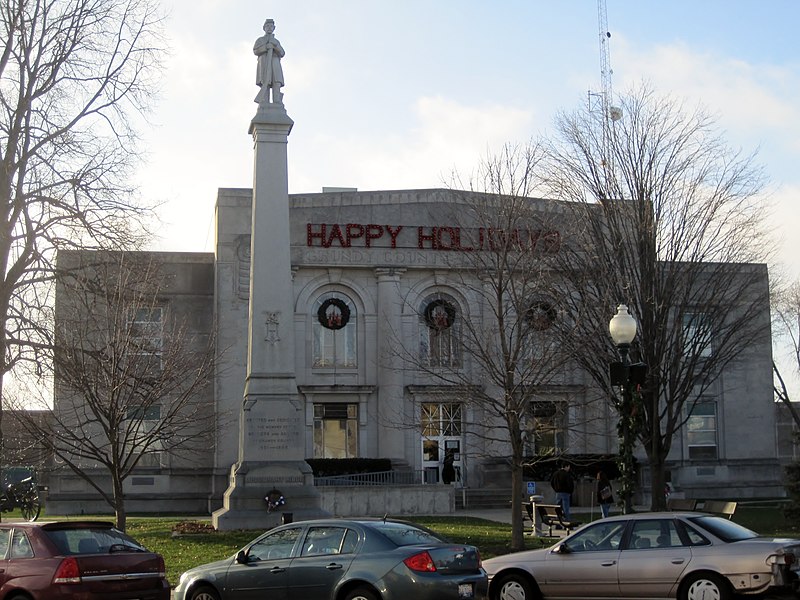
[212,460,329,530]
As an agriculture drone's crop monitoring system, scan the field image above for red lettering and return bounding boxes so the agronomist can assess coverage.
[454,227,473,251]
[327,224,348,247]
[386,225,403,248]
[418,227,437,249]
[306,222,559,253]
[436,227,457,250]
[346,223,364,246]
[365,224,383,247]
[528,229,540,251]
[542,230,561,253]
[307,223,327,247]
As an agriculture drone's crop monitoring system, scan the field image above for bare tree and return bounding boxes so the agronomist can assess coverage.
[542,84,773,509]
[774,280,800,424]
[0,0,165,459]
[393,144,587,550]
[11,252,217,530]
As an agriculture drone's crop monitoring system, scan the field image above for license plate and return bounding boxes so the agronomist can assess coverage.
[458,583,473,598]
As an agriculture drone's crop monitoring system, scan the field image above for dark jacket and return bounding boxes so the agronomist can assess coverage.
[550,468,574,494]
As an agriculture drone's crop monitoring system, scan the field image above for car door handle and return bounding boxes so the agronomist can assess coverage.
[270,566,286,573]
[326,563,343,570]
[601,561,617,566]
[671,559,685,564]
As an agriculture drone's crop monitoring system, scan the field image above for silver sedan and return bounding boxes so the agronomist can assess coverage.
[483,511,800,600]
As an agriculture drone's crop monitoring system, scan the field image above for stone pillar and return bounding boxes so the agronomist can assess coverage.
[212,102,324,529]
[375,268,406,458]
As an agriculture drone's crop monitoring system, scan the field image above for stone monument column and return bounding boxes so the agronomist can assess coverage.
[375,268,407,459]
[213,19,323,530]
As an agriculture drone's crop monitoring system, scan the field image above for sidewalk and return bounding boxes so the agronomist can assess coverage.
[454,504,633,525]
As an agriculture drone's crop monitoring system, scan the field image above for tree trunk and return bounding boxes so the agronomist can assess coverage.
[646,428,669,511]
[510,460,525,551]
[112,473,127,531]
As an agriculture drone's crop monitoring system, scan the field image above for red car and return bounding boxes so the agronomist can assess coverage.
[0,520,170,599]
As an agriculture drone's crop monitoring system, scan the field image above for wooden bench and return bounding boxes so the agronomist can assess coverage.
[536,504,582,536]
[700,500,737,519]
[667,498,698,511]
[666,498,737,519]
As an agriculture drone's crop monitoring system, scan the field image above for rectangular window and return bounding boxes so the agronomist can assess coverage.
[312,326,357,368]
[126,405,161,421]
[420,403,462,436]
[682,312,712,358]
[425,327,460,367]
[126,405,163,467]
[527,400,567,455]
[129,307,163,367]
[313,403,358,458]
[687,400,717,459]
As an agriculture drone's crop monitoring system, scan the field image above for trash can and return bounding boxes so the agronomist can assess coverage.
[529,495,544,536]
[281,513,293,524]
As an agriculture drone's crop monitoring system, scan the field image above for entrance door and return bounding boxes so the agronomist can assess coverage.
[420,403,463,485]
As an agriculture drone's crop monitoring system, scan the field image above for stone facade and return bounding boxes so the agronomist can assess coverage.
[44,188,785,516]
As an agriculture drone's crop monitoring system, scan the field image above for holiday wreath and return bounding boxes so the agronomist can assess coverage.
[265,489,286,512]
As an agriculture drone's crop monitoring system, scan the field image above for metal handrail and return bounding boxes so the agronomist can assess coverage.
[314,469,432,487]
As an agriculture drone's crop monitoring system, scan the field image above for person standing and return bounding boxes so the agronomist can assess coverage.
[596,470,614,518]
[442,448,456,484]
[550,462,574,520]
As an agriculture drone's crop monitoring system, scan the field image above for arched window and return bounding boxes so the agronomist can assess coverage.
[312,292,357,368]
[419,294,460,367]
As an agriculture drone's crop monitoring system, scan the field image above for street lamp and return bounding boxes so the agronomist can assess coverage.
[609,304,637,349]
[609,304,638,514]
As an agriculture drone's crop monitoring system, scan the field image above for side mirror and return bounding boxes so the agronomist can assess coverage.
[235,550,249,564]
[552,543,572,555]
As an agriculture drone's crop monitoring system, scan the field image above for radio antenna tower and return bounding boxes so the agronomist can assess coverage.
[594,0,621,192]
[597,0,622,122]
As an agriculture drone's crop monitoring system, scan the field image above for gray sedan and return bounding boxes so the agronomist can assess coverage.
[483,511,800,600]
[172,518,487,600]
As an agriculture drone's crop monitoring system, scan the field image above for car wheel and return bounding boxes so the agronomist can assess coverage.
[343,587,379,600]
[189,585,221,600]
[494,573,536,600]
[681,572,730,600]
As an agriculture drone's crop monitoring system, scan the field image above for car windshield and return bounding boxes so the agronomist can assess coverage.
[370,522,446,546]
[687,516,757,542]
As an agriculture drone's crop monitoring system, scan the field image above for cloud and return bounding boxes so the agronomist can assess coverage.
[289,96,536,193]
[615,37,800,155]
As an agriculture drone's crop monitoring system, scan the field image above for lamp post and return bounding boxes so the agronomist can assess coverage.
[609,304,638,514]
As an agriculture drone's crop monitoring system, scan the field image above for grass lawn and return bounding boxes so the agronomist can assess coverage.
[43,500,799,587]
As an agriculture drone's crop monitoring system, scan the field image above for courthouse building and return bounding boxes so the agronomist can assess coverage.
[44,185,784,516]
[44,22,784,520]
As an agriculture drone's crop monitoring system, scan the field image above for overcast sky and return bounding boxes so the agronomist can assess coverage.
[136,1,800,388]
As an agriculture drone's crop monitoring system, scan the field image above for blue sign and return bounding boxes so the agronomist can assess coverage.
[526,481,536,495]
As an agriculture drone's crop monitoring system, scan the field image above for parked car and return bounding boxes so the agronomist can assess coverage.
[0,520,170,599]
[172,518,487,600]
[483,511,800,600]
